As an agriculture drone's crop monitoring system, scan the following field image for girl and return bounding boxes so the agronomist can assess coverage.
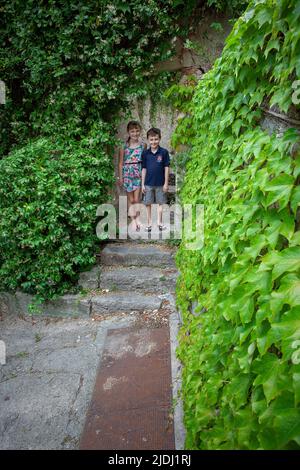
[118,120,145,231]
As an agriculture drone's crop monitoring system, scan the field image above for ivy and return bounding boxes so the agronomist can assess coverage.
[167,0,300,450]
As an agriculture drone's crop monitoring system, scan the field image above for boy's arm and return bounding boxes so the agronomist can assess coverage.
[163,166,169,192]
[163,150,170,192]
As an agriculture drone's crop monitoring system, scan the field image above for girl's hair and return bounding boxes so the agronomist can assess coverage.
[127,120,141,132]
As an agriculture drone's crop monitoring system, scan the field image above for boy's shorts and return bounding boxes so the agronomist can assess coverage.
[143,185,167,205]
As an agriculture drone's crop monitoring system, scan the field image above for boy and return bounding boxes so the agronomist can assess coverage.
[141,127,170,232]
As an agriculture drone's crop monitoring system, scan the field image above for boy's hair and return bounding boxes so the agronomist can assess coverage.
[127,120,141,132]
[147,127,161,139]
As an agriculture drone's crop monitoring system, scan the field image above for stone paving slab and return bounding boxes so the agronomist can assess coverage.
[0,316,100,449]
[78,266,101,289]
[99,243,175,267]
[79,326,174,450]
[0,372,84,449]
[91,292,162,315]
[0,291,91,318]
[100,266,178,294]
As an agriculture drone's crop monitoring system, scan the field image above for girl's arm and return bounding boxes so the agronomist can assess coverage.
[141,149,146,192]
[118,147,124,184]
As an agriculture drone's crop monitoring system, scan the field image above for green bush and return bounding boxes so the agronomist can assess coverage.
[0,125,114,301]
[169,0,300,449]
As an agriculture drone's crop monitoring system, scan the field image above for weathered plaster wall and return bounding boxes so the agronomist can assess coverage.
[112,13,233,203]
[154,12,232,74]
[117,98,178,153]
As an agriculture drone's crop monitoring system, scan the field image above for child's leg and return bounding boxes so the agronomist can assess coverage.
[146,204,152,227]
[133,188,141,226]
[155,187,167,230]
[143,186,154,229]
[157,203,163,225]
[127,191,136,227]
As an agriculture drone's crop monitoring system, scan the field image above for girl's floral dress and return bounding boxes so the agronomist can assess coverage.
[122,143,143,192]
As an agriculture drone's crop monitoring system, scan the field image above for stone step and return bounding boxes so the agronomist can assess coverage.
[100,266,178,294]
[79,266,101,290]
[91,291,162,316]
[99,243,175,267]
[1,289,162,318]
[1,291,91,318]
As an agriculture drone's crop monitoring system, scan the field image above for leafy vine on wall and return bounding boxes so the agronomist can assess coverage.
[166,0,300,450]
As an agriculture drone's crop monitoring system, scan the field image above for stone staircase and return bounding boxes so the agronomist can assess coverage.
[0,241,178,319]
[80,241,178,317]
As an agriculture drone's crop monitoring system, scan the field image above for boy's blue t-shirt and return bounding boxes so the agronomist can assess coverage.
[141,146,170,186]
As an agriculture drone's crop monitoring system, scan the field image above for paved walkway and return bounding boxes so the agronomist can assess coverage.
[79,325,174,450]
[0,241,184,450]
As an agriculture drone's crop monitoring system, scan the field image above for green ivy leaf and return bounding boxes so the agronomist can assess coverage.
[252,353,286,404]
[265,174,295,210]
[274,408,300,448]
[232,118,244,136]
[290,186,300,215]
[264,38,280,57]
[290,231,300,247]
[271,274,300,313]
[293,373,300,406]
[271,307,300,342]
[255,7,272,28]
[271,247,300,281]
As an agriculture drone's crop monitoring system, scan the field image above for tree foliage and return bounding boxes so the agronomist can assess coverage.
[0,0,188,155]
